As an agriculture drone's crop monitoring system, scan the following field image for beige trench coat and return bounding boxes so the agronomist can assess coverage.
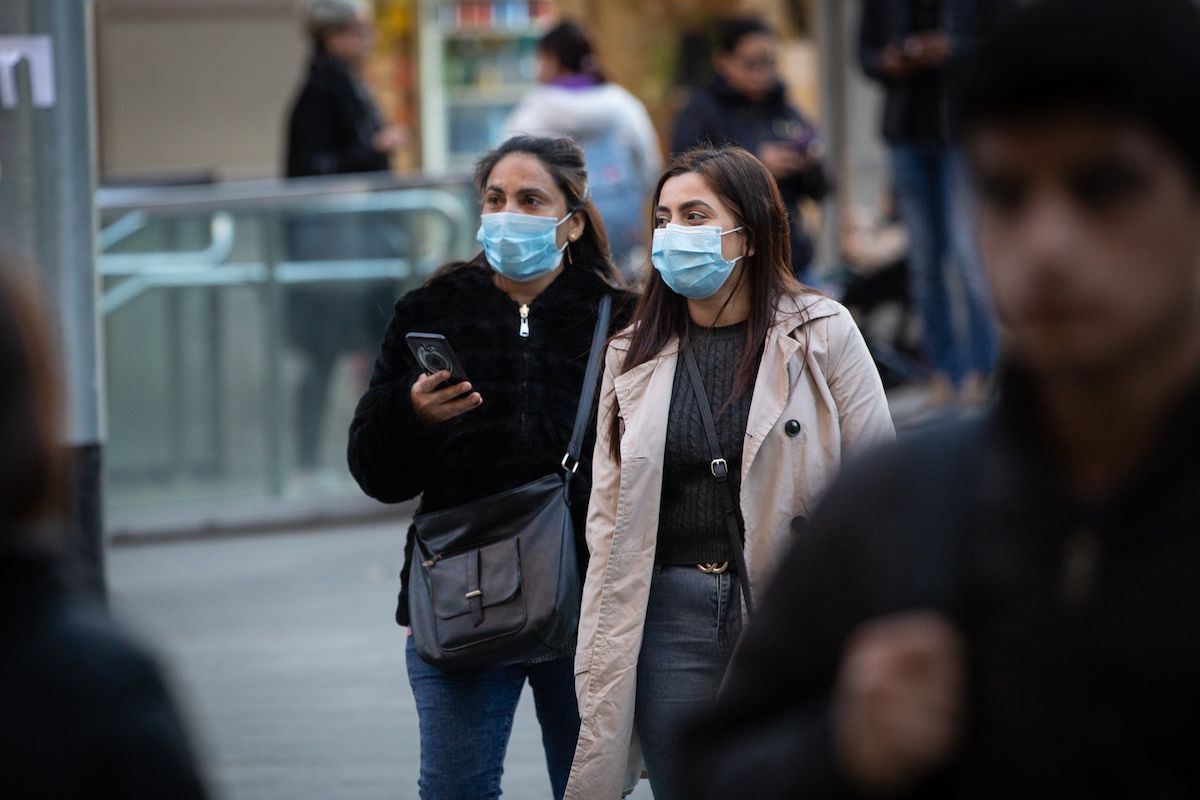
[565,293,895,799]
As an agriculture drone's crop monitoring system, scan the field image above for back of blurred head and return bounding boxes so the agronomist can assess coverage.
[0,262,66,545]
[302,0,372,65]
[538,20,606,83]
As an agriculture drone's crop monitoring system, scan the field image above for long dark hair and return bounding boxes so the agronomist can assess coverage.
[0,261,66,537]
[440,135,622,286]
[540,21,606,82]
[610,146,810,458]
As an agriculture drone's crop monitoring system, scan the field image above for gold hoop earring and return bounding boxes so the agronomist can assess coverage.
[566,242,574,265]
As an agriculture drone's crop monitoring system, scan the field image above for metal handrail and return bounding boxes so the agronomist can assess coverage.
[98,173,481,508]
[96,170,474,214]
[98,177,477,316]
[101,211,237,276]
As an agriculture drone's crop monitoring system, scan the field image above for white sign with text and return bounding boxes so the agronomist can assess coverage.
[0,35,55,109]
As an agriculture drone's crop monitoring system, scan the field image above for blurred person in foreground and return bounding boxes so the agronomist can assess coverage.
[683,0,1200,796]
[504,20,662,282]
[671,17,829,281]
[0,263,207,799]
[859,0,1017,405]
[284,0,406,481]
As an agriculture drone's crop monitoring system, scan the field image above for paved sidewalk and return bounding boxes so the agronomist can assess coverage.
[107,518,654,800]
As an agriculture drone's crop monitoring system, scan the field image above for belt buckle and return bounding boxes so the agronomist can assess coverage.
[697,561,729,574]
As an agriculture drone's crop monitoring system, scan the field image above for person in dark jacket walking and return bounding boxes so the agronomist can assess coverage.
[671,17,829,280]
[347,135,632,800]
[0,263,208,800]
[858,0,1016,404]
[286,0,403,179]
[284,0,406,479]
[683,1,1200,797]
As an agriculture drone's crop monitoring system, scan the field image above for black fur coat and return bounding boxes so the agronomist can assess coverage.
[347,258,634,625]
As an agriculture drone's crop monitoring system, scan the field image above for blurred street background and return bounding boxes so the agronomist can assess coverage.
[4,0,965,796]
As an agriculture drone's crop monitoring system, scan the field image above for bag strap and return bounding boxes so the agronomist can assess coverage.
[681,333,755,617]
[562,294,613,479]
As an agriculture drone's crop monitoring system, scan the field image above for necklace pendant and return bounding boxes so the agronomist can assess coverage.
[519,304,530,338]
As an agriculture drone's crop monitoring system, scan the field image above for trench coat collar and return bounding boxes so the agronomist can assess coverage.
[609,293,842,473]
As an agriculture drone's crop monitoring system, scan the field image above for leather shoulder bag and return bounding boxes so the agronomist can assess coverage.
[407,294,612,673]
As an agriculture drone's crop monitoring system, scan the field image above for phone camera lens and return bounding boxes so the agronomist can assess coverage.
[424,353,447,372]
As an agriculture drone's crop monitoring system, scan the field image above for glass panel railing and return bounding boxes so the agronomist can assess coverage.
[98,173,477,520]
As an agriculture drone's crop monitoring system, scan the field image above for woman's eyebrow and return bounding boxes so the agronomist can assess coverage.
[655,200,716,213]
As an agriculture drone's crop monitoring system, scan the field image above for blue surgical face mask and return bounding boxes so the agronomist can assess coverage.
[650,223,745,299]
[476,211,571,282]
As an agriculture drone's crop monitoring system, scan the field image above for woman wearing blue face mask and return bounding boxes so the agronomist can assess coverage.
[565,146,895,799]
[348,135,633,800]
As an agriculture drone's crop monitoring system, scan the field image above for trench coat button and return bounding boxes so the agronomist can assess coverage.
[785,419,802,437]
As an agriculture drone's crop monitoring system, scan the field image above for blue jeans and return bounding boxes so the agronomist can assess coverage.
[891,142,998,384]
[405,637,580,800]
[635,565,743,800]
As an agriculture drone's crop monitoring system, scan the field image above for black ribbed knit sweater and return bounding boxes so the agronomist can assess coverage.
[657,321,757,566]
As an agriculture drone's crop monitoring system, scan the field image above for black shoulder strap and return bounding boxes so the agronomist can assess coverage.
[562,294,613,478]
[682,333,755,617]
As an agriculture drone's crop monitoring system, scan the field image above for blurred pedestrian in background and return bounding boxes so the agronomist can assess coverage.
[348,136,633,800]
[671,17,829,282]
[284,0,407,482]
[840,189,924,388]
[286,0,404,179]
[685,0,1200,796]
[858,0,1017,406]
[0,262,208,799]
[504,20,663,283]
[565,146,892,800]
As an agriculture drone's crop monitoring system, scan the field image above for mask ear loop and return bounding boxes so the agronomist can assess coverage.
[720,225,747,265]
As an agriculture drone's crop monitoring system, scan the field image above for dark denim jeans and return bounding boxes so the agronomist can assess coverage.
[405,636,580,800]
[635,565,743,800]
[891,142,998,385]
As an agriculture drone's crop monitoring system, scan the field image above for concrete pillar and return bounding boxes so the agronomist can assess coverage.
[0,0,105,594]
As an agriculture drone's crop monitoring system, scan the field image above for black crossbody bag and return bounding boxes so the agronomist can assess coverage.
[408,295,612,673]
[682,334,755,616]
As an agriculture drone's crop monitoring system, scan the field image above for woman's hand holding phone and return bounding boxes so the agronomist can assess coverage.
[410,370,482,425]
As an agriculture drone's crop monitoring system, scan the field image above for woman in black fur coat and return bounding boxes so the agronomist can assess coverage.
[347,136,633,799]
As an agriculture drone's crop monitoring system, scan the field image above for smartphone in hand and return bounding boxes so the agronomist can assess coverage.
[405,333,470,385]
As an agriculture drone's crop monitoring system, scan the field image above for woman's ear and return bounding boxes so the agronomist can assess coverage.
[566,209,586,244]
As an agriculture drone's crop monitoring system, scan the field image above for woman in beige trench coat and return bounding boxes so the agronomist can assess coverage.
[565,147,895,799]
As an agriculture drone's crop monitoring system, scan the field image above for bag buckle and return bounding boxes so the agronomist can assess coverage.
[710,458,728,478]
[561,453,580,474]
